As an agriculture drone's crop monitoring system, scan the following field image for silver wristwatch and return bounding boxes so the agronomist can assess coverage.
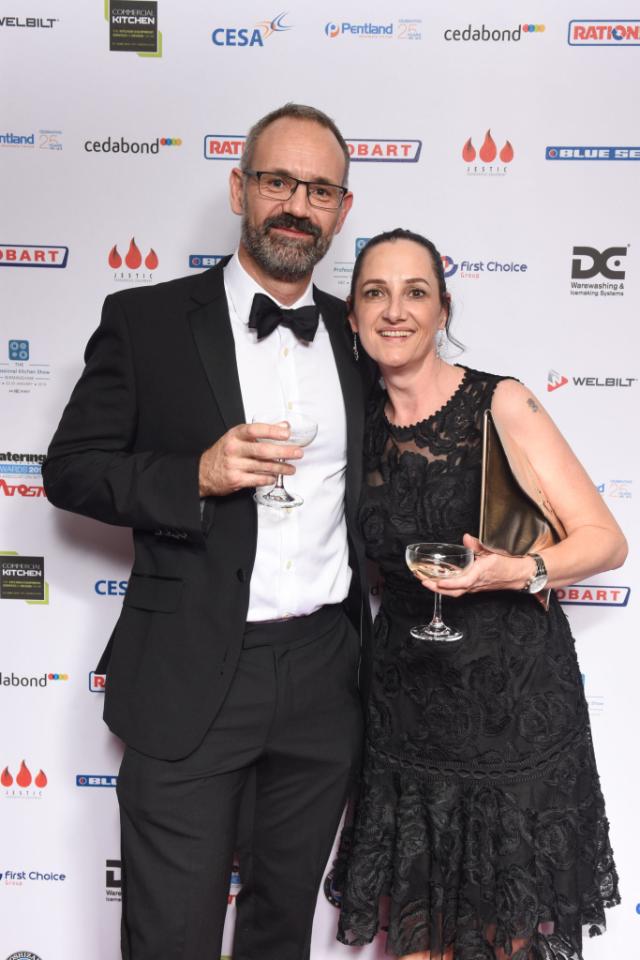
[522,553,548,594]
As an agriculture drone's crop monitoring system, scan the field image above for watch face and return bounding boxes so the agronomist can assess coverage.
[529,574,548,593]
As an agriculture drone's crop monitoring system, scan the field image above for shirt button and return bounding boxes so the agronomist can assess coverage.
[287,401,293,410]
[283,347,289,357]
[285,560,293,570]
[236,568,248,583]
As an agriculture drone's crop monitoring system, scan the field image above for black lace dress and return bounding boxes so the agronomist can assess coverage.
[337,367,619,960]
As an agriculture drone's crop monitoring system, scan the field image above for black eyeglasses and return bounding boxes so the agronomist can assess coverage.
[244,169,348,210]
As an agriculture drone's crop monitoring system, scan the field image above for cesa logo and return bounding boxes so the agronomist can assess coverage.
[204,134,246,159]
[89,672,106,692]
[557,585,631,606]
[189,254,226,269]
[568,19,640,45]
[546,145,640,161]
[571,246,627,280]
[212,11,291,46]
[0,244,68,268]
[346,139,421,162]
[95,579,128,596]
[76,774,117,788]
[1,761,47,790]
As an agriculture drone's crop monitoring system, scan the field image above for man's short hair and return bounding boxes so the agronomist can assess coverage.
[241,103,350,186]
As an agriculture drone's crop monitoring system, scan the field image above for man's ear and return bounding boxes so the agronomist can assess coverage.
[229,167,244,215]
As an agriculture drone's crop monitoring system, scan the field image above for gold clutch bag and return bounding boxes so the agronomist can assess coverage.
[479,409,565,610]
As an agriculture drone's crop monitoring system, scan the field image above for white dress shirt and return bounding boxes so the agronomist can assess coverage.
[224,252,351,620]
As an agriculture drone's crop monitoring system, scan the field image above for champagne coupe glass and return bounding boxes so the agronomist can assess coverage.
[405,542,474,641]
[253,411,317,508]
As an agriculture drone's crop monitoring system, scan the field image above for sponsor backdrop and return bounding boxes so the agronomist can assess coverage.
[1,0,638,957]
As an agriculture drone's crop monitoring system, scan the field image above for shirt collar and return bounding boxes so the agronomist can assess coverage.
[224,250,315,326]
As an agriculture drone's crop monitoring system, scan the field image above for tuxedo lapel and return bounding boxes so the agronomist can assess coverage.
[188,262,246,431]
[314,287,364,525]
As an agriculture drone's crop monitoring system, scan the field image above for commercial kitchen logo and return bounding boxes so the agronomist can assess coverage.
[462,130,514,175]
[1,870,65,886]
[106,858,122,902]
[1,672,68,688]
[108,238,158,283]
[89,672,106,692]
[347,139,421,162]
[570,245,627,298]
[0,452,45,478]
[2,760,48,798]
[0,129,62,150]
[444,23,545,41]
[547,369,637,392]
[189,254,226,269]
[204,134,246,159]
[95,578,128,596]
[0,555,47,603]
[568,19,640,45]
[85,135,181,154]
[597,479,632,499]
[76,774,118,787]
[557,585,630,606]
[108,0,161,57]
[0,244,68,268]
[546,145,640,161]
[441,255,528,279]
[212,12,291,47]
[0,16,58,28]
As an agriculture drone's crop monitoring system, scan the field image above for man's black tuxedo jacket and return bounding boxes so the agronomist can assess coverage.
[43,262,372,761]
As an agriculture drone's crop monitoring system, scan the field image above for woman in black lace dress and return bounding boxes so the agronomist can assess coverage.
[337,229,626,960]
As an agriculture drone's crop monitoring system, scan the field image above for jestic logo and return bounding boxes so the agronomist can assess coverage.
[76,774,117,787]
[547,369,569,392]
[89,672,106,692]
[557,585,630,606]
[568,20,640,45]
[571,246,626,280]
[346,139,421,162]
[212,12,291,47]
[204,135,246,159]
[0,244,68,268]
[108,238,158,283]
[2,760,47,798]
[462,131,514,175]
[189,254,225,269]
[546,145,640,161]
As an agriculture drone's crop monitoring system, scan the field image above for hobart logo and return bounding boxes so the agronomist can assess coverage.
[568,19,640,45]
[212,11,292,47]
[462,130,514,175]
[0,244,68,268]
[557,585,630,606]
[571,246,626,280]
[346,139,421,162]
[76,774,118,787]
[204,135,246,159]
[108,238,158,283]
[546,145,640,161]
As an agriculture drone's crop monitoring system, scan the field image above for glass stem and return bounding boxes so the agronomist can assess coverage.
[430,591,444,630]
[273,460,284,489]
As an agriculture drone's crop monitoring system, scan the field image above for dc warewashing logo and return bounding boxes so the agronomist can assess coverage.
[212,11,291,46]
[546,145,640,161]
[568,19,640,45]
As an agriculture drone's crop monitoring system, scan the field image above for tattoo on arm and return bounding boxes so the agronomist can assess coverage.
[526,398,539,414]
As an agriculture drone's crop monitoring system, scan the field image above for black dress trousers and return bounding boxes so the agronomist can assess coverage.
[116,604,363,960]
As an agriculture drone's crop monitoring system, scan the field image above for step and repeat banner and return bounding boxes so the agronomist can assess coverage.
[1,1,638,958]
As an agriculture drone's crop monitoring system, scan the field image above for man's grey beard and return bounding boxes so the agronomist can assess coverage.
[241,212,333,282]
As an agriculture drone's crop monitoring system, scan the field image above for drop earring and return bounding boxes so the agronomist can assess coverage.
[352,332,360,362]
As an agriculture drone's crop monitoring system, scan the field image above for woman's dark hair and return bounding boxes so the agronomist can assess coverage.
[349,228,463,350]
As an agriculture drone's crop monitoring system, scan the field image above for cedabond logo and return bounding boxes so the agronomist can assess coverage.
[0,244,68,268]
[557,585,631,606]
[444,23,544,41]
[346,139,421,162]
[462,130,514,175]
[84,136,181,154]
[568,20,640,45]
[204,135,246,159]
[546,145,640,161]
[212,11,291,46]
[1,672,68,688]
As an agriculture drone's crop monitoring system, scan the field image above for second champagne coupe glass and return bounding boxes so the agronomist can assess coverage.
[253,411,318,508]
[405,542,474,642]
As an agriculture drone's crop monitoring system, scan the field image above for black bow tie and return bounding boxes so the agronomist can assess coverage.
[248,293,320,343]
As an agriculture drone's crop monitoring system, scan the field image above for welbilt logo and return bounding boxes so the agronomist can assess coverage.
[347,139,421,162]
[2,760,47,798]
[108,238,158,283]
[212,12,292,47]
[462,130,514,175]
[546,145,640,161]
[0,16,58,28]
[568,19,640,45]
[89,672,106,692]
[557,585,630,606]
[0,244,68,268]
[547,370,637,391]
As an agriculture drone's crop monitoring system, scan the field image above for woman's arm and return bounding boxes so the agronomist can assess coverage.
[421,378,628,597]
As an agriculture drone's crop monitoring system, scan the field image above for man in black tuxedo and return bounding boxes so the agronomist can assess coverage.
[44,103,371,959]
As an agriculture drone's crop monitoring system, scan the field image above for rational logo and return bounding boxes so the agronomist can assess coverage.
[462,130,514,175]
[89,672,106,692]
[0,244,68,268]
[557,585,630,606]
[212,12,292,46]
[76,774,117,787]
[568,19,640,45]
[346,139,421,162]
[204,135,246,159]
[546,145,640,161]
